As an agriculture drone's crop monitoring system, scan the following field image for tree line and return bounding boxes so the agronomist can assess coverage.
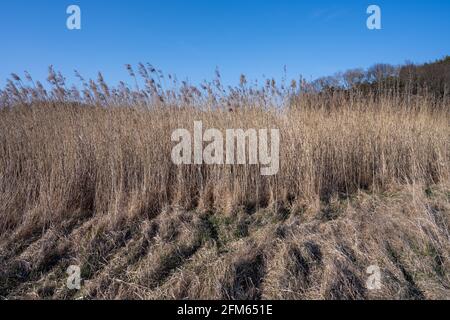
[308,56,450,99]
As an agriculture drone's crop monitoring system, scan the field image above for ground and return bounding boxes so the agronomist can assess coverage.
[1,184,448,300]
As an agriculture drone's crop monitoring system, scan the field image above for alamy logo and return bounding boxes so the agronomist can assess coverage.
[67,5,81,30]
[366,265,382,290]
[171,121,280,176]
[66,265,81,290]
[367,5,381,30]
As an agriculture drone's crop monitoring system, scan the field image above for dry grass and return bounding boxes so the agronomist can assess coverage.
[0,71,449,299]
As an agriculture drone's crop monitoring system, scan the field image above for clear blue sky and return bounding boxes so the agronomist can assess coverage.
[1,0,449,87]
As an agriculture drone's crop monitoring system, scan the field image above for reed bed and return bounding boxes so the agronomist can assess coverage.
[0,66,448,299]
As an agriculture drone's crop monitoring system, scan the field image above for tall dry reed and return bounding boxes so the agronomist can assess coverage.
[0,93,448,240]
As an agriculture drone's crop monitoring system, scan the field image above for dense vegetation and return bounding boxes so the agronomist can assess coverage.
[0,59,448,300]
[309,56,450,100]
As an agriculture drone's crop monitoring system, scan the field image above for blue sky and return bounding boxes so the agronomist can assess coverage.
[1,0,449,87]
